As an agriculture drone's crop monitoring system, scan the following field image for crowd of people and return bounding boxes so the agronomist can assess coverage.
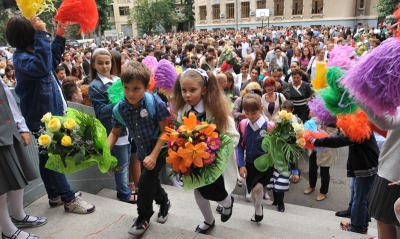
[1,14,399,239]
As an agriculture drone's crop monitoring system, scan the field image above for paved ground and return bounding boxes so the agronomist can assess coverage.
[232,147,352,213]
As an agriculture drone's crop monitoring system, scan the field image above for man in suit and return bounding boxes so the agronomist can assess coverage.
[82,50,91,77]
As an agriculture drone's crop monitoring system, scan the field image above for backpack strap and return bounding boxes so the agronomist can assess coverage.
[112,103,127,127]
[144,92,160,139]
[239,119,249,147]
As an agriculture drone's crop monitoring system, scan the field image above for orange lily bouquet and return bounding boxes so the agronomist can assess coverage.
[161,112,234,191]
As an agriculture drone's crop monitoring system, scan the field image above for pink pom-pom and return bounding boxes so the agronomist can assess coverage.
[326,45,356,70]
[142,56,158,74]
[153,59,178,94]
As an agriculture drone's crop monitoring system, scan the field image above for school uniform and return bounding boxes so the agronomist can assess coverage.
[237,116,274,193]
[177,100,239,200]
[112,95,170,221]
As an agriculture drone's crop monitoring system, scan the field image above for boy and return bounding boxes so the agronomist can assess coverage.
[55,66,66,85]
[108,61,171,236]
[62,82,83,103]
[309,129,379,234]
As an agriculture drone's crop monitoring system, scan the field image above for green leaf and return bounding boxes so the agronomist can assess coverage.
[74,152,85,165]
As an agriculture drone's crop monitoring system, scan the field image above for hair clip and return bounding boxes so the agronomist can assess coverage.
[182,68,209,86]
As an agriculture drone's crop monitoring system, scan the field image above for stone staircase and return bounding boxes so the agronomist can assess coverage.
[19,184,377,239]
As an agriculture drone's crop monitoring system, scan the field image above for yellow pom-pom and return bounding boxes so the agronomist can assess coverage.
[16,0,56,19]
[312,62,327,90]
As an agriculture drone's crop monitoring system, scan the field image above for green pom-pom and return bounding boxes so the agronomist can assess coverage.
[320,88,358,116]
[326,67,345,91]
[107,80,124,106]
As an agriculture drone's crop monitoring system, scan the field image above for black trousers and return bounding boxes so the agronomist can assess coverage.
[309,151,330,194]
[137,150,168,221]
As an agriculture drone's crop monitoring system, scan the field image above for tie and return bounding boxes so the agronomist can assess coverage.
[189,107,198,115]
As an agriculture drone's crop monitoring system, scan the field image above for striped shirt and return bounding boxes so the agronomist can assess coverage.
[289,82,313,107]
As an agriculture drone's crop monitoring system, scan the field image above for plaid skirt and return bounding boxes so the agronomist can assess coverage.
[368,175,400,227]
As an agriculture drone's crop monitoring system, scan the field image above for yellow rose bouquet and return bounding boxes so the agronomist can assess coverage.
[254,110,308,177]
[38,108,117,174]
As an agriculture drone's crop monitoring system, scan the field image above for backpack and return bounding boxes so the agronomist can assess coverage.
[238,118,274,147]
[112,92,160,139]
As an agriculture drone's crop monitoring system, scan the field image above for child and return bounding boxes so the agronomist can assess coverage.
[88,49,135,204]
[237,93,274,221]
[172,69,239,233]
[108,61,171,236]
[309,129,379,234]
[7,16,94,214]
[0,77,46,239]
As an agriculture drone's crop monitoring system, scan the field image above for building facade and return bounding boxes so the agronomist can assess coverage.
[108,0,185,38]
[194,0,380,31]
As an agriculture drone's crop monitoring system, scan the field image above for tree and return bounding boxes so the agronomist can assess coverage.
[181,0,194,30]
[128,0,176,35]
[376,0,399,18]
[96,0,113,34]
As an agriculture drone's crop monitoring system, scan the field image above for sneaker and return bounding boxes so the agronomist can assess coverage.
[237,179,242,187]
[340,221,368,234]
[64,197,95,214]
[157,200,171,223]
[128,216,150,236]
[49,192,82,207]
[263,192,271,201]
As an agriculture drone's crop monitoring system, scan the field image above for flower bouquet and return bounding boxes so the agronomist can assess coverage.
[254,110,308,177]
[161,112,234,191]
[38,108,117,174]
[217,43,239,72]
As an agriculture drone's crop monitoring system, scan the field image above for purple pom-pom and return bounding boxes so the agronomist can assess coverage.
[142,56,158,73]
[153,59,178,93]
[326,45,356,70]
[308,97,337,125]
[342,37,400,116]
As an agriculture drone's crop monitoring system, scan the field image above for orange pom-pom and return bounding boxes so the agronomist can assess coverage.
[303,130,330,149]
[54,0,98,34]
[147,77,156,92]
[336,110,372,143]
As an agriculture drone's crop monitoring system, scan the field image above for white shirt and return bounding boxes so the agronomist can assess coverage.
[186,99,205,114]
[242,42,250,57]
[248,115,266,131]
[1,80,29,132]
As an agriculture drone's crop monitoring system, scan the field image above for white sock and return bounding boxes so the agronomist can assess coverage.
[252,183,263,215]
[8,189,36,222]
[218,195,232,216]
[194,189,214,230]
[0,193,30,239]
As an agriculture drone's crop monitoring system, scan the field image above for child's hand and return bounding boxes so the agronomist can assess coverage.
[30,16,46,32]
[56,22,67,38]
[239,166,247,179]
[143,155,157,170]
[20,132,31,146]
[388,180,400,186]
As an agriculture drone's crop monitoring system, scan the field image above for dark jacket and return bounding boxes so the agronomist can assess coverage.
[88,76,127,137]
[313,133,379,178]
[14,31,66,131]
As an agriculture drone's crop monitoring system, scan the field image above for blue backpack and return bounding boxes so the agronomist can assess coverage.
[112,92,160,139]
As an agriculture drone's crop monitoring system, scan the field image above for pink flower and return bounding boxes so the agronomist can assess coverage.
[207,138,221,150]
[203,152,216,166]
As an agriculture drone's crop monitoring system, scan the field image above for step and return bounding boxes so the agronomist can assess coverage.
[97,185,378,238]
[13,191,217,239]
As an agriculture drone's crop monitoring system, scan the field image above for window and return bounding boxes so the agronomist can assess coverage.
[312,0,323,14]
[257,0,266,9]
[359,0,365,8]
[108,7,115,17]
[200,6,207,20]
[274,0,284,16]
[241,2,250,18]
[226,3,234,19]
[212,4,220,20]
[292,0,303,15]
[119,6,130,16]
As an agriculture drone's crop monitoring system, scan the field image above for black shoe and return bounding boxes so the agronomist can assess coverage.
[195,220,215,234]
[335,210,351,218]
[11,215,47,228]
[251,205,263,222]
[157,200,171,224]
[221,196,234,222]
[2,230,38,239]
[277,203,285,212]
[216,204,223,214]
